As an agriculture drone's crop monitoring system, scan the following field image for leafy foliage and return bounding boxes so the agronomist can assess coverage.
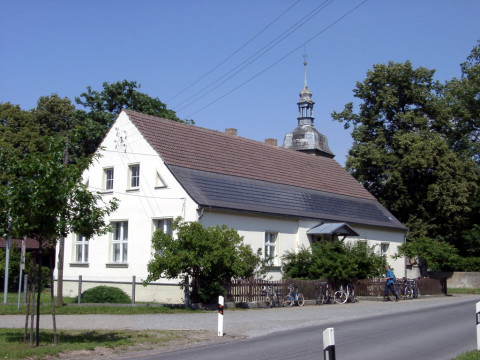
[332,55,480,255]
[282,240,386,283]
[76,286,131,304]
[74,80,189,156]
[0,248,49,293]
[395,237,461,273]
[145,218,264,303]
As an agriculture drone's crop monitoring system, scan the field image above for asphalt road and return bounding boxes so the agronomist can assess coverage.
[128,296,479,360]
[1,294,479,359]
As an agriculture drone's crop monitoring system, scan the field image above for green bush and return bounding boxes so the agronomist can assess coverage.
[0,248,50,293]
[461,257,480,271]
[76,286,131,304]
[282,240,386,283]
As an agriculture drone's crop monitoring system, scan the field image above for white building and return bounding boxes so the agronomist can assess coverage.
[58,70,409,301]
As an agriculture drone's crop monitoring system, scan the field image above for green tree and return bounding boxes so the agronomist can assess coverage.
[282,240,385,283]
[0,135,118,346]
[445,40,480,164]
[332,60,479,249]
[75,80,190,155]
[145,218,263,303]
[395,237,461,274]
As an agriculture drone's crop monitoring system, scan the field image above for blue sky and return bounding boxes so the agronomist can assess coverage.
[1,0,479,166]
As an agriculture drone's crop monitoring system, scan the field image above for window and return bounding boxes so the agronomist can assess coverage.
[112,221,128,263]
[154,218,173,236]
[265,232,278,265]
[104,168,114,191]
[129,164,140,188]
[75,234,89,263]
[155,171,167,188]
[381,243,389,257]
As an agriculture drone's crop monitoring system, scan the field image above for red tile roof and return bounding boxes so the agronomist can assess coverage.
[125,110,375,200]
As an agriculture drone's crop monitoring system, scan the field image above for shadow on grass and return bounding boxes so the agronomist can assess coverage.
[4,328,131,344]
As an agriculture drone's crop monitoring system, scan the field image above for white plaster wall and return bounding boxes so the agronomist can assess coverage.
[200,213,406,280]
[58,112,198,284]
[200,211,299,280]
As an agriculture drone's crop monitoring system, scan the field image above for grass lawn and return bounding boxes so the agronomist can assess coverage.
[0,328,214,359]
[448,288,480,295]
[454,351,480,359]
[0,291,198,315]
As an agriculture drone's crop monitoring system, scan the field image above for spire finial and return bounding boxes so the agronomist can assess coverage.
[303,49,308,88]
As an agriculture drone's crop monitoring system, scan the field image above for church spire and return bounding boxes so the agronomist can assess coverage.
[282,56,335,159]
[297,54,314,126]
[303,52,308,88]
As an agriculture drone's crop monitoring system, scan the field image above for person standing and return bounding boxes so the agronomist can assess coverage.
[384,265,399,302]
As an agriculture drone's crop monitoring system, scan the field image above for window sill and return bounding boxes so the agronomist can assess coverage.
[106,263,129,268]
[267,266,282,271]
[101,190,114,195]
[69,263,89,268]
[126,188,139,192]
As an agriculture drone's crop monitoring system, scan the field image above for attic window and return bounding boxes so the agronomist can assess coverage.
[128,164,140,189]
[155,171,167,188]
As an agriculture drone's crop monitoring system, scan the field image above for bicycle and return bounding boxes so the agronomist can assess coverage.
[409,279,420,299]
[261,285,281,308]
[395,278,419,300]
[283,284,304,307]
[334,282,356,304]
[315,281,333,305]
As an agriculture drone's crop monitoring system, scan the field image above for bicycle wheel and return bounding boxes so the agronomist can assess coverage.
[325,289,332,304]
[414,286,420,299]
[405,285,413,300]
[266,296,273,308]
[334,290,347,304]
[297,293,305,306]
[349,288,357,303]
[283,295,293,307]
[316,291,326,305]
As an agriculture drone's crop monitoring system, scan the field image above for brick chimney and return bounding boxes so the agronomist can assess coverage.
[225,128,237,136]
[265,138,277,146]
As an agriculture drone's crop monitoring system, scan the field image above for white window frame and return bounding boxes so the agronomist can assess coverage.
[112,221,128,263]
[154,218,173,236]
[104,167,114,191]
[129,164,140,189]
[265,232,278,265]
[380,242,390,257]
[74,234,89,263]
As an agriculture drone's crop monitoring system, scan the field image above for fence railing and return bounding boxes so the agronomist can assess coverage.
[226,277,445,303]
[55,276,186,305]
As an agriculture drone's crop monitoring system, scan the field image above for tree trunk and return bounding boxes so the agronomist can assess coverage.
[56,238,64,306]
[35,251,42,347]
[56,145,69,306]
[24,257,34,344]
[50,253,58,344]
[29,255,36,347]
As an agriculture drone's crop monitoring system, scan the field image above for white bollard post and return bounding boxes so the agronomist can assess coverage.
[218,295,224,337]
[476,302,480,350]
[323,327,336,360]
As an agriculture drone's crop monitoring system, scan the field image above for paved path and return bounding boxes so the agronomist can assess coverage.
[1,295,479,338]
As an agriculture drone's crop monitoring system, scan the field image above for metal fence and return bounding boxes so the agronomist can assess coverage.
[55,276,186,305]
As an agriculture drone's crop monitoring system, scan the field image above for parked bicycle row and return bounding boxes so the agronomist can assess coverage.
[260,277,421,307]
[260,281,357,307]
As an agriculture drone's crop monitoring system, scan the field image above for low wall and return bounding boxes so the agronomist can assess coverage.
[430,272,480,289]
